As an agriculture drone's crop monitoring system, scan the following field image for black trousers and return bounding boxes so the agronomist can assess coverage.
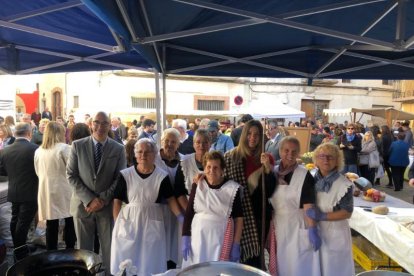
[383,158,393,186]
[390,166,405,191]
[46,217,76,250]
[10,201,37,258]
[359,165,376,185]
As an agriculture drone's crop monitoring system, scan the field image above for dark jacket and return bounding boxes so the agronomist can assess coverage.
[178,135,195,155]
[0,139,39,202]
[388,140,410,167]
[338,134,362,165]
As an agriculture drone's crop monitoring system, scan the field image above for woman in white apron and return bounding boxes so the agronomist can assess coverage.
[306,143,355,276]
[155,128,188,269]
[181,151,243,267]
[111,139,184,276]
[181,129,211,192]
[269,136,321,276]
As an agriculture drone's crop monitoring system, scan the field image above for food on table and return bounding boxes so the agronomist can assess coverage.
[363,188,386,202]
[372,205,389,215]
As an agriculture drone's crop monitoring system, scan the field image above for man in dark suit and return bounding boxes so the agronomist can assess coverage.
[41,107,53,120]
[67,111,126,274]
[265,121,281,162]
[0,123,39,260]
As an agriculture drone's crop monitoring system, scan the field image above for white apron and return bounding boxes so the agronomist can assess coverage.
[181,153,203,192]
[181,179,239,268]
[110,166,168,276]
[270,165,321,276]
[317,175,355,276]
[155,155,181,265]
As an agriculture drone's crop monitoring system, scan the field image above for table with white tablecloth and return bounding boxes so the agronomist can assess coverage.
[350,195,414,274]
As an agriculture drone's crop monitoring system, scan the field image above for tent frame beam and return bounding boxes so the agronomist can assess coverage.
[4,0,83,22]
[140,0,383,44]
[166,43,310,77]
[313,0,398,77]
[173,0,396,50]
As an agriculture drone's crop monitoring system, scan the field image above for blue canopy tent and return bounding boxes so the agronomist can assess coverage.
[0,0,152,74]
[82,0,414,80]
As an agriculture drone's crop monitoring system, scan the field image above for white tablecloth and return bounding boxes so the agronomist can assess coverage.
[350,195,414,274]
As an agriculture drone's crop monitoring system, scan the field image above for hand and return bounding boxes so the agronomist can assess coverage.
[182,236,192,261]
[339,143,345,149]
[177,214,184,224]
[308,226,322,251]
[230,242,240,262]
[260,153,272,174]
[348,145,354,150]
[85,198,104,213]
[192,173,205,184]
[409,178,414,187]
[306,207,328,221]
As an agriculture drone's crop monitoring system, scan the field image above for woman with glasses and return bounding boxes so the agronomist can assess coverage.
[306,143,355,276]
[269,136,320,276]
[111,138,184,275]
[181,129,212,193]
[338,123,361,174]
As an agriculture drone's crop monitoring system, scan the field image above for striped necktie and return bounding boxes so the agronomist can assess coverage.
[94,142,102,172]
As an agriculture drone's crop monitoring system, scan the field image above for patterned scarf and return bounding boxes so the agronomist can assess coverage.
[275,162,298,185]
[314,170,340,193]
[223,150,260,262]
[346,133,355,142]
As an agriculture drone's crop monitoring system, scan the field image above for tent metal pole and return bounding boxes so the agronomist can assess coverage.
[155,71,162,147]
[162,45,167,131]
[115,0,139,42]
[395,0,407,44]
[313,1,397,77]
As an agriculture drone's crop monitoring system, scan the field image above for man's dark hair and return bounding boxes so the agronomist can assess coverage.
[240,114,253,123]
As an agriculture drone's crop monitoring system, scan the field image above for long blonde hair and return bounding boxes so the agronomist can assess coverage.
[231,119,263,164]
[41,122,66,149]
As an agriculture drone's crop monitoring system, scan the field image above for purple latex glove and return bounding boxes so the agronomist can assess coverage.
[230,242,240,262]
[306,207,328,221]
[181,236,192,261]
[177,214,184,224]
[308,226,322,251]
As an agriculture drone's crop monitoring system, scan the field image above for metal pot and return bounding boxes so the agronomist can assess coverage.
[7,249,102,276]
[178,261,271,276]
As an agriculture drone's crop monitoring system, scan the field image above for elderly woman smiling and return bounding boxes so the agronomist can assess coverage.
[111,138,183,275]
[181,151,243,267]
[306,143,355,276]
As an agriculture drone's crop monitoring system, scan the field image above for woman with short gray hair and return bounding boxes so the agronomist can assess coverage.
[111,138,184,275]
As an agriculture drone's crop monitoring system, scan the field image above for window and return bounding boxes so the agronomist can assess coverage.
[382,80,394,85]
[342,79,351,83]
[73,96,79,108]
[197,99,225,111]
[131,97,156,109]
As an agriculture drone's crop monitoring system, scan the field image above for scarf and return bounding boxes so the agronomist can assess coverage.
[314,170,340,193]
[346,133,355,142]
[276,162,298,185]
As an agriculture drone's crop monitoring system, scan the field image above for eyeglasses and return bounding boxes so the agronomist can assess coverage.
[93,120,110,127]
[347,128,354,130]
[316,154,335,161]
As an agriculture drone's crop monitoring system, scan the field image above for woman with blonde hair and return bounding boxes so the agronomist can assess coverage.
[34,122,76,250]
[223,119,276,269]
[0,124,15,149]
[358,131,379,184]
[306,143,354,276]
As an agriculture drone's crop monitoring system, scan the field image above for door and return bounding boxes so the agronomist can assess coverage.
[52,91,62,118]
[301,100,329,123]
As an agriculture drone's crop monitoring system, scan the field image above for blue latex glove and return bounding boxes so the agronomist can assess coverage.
[306,207,328,221]
[308,226,322,251]
[230,242,240,262]
[177,214,184,224]
[182,236,192,261]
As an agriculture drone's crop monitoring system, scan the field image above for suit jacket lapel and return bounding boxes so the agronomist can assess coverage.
[87,137,95,174]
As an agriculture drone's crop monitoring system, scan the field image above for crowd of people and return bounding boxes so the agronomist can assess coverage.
[1,110,414,275]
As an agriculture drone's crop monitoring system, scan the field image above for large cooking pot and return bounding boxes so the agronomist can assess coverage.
[6,249,102,276]
[177,261,271,276]
[356,271,411,276]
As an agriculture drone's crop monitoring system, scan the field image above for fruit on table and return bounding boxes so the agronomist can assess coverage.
[363,188,386,202]
[372,205,389,215]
